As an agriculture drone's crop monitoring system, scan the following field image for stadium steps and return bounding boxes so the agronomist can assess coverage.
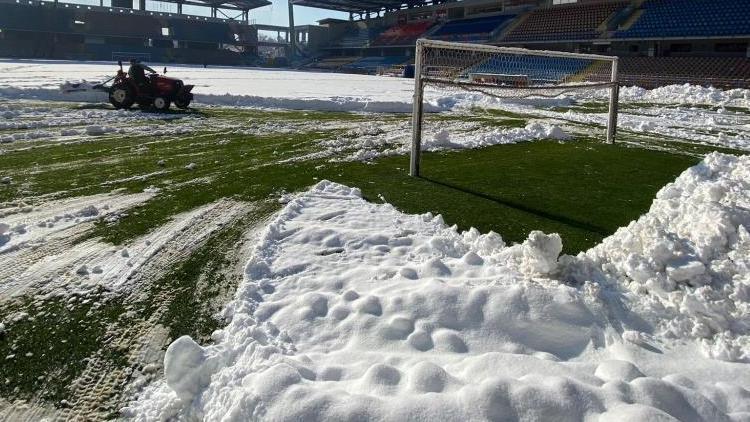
[617,9,643,30]
[491,10,530,43]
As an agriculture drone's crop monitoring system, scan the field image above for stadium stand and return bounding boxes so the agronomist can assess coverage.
[371,21,434,46]
[333,27,383,48]
[615,0,750,39]
[171,20,234,43]
[342,56,408,73]
[84,11,162,38]
[0,0,263,64]
[0,2,74,33]
[502,1,627,42]
[468,55,590,85]
[429,14,516,43]
[0,0,748,89]
[307,56,359,70]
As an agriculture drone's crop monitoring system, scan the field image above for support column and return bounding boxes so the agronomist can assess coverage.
[288,0,296,60]
[177,2,183,14]
[139,0,145,10]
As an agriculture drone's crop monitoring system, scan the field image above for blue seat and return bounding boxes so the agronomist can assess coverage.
[616,0,750,38]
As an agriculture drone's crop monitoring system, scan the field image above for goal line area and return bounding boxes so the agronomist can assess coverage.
[409,39,620,177]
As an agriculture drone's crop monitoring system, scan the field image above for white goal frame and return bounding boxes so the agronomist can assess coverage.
[409,39,620,177]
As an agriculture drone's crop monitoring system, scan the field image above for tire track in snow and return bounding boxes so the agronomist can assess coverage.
[0,199,257,421]
[0,191,155,299]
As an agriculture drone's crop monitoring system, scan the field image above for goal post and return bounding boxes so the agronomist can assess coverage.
[409,39,620,177]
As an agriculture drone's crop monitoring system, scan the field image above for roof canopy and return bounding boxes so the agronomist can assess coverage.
[181,0,270,11]
[292,0,435,14]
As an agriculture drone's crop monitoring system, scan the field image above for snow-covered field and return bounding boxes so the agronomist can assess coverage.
[0,60,749,421]
[130,153,750,421]
[1,60,749,153]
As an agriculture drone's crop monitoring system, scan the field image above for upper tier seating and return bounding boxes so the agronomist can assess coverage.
[503,1,626,42]
[429,14,516,43]
[170,19,234,43]
[334,27,383,48]
[342,56,408,72]
[371,21,434,46]
[0,3,74,33]
[85,11,161,38]
[615,0,750,38]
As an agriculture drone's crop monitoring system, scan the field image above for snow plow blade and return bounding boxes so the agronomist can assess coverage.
[60,77,113,94]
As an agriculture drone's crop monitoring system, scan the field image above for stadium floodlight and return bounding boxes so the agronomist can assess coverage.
[409,39,619,177]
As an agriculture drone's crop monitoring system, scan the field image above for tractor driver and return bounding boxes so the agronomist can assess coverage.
[128,59,156,95]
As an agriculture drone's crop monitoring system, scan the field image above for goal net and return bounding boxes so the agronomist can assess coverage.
[410,39,620,176]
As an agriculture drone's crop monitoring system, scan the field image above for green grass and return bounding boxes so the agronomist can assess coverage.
[325,138,699,253]
[0,296,127,403]
[0,106,729,253]
[144,205,274,342]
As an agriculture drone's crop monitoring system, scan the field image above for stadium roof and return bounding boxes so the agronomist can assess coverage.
[189,0,271,10]
[291,0,434,13]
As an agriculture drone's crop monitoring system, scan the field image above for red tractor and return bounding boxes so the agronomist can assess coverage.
[108,61,194,111]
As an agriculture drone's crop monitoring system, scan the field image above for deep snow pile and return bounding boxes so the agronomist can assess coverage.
[129,152,750,421]
[568,152,750,362]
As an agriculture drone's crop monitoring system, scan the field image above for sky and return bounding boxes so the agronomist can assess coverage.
[248,0,349,26]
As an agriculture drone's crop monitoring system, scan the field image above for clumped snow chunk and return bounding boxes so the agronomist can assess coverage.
[185,163,197,171]
[164,336,214,402]
[85,125,116,136]
[131,155,750,421]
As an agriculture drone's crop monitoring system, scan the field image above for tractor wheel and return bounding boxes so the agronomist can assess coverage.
[153,97,170,112]
[109,84,135,110]
[175,98,191,109]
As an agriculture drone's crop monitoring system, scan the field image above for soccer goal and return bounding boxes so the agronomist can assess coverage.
[409,39,620,177]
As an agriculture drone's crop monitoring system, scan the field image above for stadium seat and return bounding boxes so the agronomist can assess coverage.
[371,21,435,46]
[333,27,383,48]
[170,19,234,43]
[615,0,750,39]
[503,2,627,42]
[429,14,517,43]
[341,56,409,73]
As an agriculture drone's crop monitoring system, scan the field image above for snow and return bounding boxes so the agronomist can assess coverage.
[425,122,570,151]
[0,197,248,300]
[0,59,748,152]
[128,152,750,421]
[0,191,154,257]
[0,60,747,113]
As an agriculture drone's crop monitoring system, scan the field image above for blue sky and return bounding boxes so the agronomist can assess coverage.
[249,0,348,26]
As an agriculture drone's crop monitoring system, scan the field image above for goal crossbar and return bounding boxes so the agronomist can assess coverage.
[409,39,620,177]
